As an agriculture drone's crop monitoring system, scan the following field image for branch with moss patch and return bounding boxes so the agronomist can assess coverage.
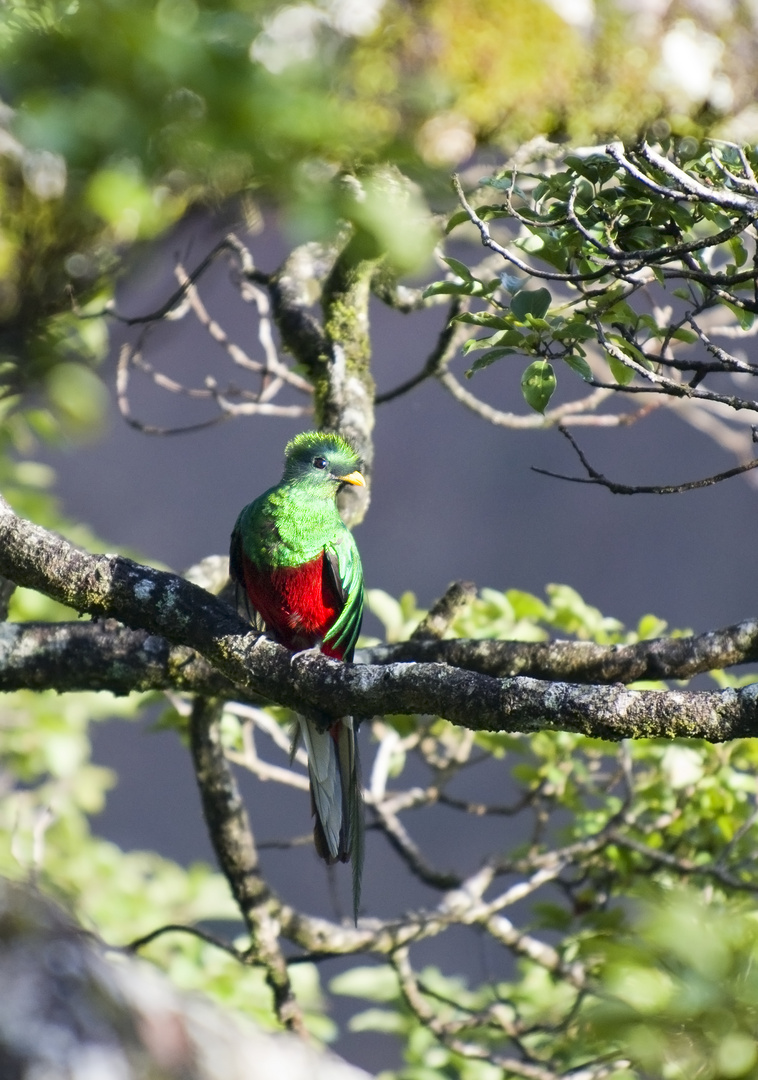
[4,612,757,696]
[1,498,758,743]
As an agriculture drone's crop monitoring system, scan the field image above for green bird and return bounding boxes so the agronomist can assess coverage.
[229,431,366,918]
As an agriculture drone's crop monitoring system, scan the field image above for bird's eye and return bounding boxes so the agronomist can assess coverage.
[312,456,328,470]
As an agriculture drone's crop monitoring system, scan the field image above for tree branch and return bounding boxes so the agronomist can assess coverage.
[4,613,757,695]
[532,426,758,493]
[0,619,248,697]
[188,697,304,1033]
[1,498,758,745]
[363,618,758,682]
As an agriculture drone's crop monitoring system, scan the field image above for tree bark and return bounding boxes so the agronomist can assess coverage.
[0,495,757,743]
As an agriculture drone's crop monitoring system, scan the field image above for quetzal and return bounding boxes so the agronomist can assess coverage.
[229,431,366,917]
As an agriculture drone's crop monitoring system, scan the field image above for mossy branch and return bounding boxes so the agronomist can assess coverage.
[0,496,757,743]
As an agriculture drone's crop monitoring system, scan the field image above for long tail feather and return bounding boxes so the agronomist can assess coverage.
[297,715,342,860]
[297,713,364,922]
[339,716,364,921]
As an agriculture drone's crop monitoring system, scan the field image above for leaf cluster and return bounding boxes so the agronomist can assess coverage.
[433,140,758,428]
[0,3,736,423]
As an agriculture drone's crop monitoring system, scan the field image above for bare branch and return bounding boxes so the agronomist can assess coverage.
[636,140,758,214]
[439,367,616,429]
[532,426,758,493]
[175,262,313,395]
[0,619,247,697]
[124,922,247,961]
[410,579,477,640]
[1,498,758,744]
[375,297,470,405]
[88,235,247,325]
[452,174,608,284]
[3,604,758,700]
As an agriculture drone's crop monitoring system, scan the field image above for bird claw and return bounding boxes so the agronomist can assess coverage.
[291,643,325,661]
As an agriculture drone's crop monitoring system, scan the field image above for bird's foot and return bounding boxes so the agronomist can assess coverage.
[290,643,325,661]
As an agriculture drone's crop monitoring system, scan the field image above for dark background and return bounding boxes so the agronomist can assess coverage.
[36,213,758,1071]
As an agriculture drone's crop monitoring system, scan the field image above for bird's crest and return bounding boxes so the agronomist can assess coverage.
[283,431,362,485]
[284,430,359,463]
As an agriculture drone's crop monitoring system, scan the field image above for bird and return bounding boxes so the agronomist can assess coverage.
[229,430,366,919]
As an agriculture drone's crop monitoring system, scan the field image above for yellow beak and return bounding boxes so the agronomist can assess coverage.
[339,470,366,487]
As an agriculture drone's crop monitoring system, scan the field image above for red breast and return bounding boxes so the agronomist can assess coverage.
[242,551,346,659]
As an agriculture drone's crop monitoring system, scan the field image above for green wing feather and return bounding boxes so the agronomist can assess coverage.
[323,533,364,661]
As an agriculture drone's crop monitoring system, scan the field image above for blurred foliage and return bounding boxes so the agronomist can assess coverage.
[334,886,758,1080]
[1,0,758,416]
[589,889,758,1080]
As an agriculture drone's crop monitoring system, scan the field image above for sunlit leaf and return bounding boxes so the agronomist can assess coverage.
[520,359,555,413]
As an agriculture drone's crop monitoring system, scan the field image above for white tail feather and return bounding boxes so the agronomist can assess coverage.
[295,713,364,921]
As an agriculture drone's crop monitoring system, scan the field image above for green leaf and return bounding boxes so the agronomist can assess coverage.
[722,301,755,331]
[602,299,638,327]
[563,353,593,380]
[453,311,509,328]
[563,153,619,183]
[728,237,748,268]
[668,327,698,344]
[606,351,635,385]
[637,614,669,640]
[422,280,469,298]
[462,328,524,354]
[553,319,596,343]
[348,1008,406,1034]
[533,900,572,931]
[480,174,524,195]
[520,360,556,413]
[451,312,485,326]
[441,256,474,281]
[505,588,546,617]
[511,287,552,321]
[445,208,471,232]
[533,239,569,271]
[500,272,524,294]
[465,347,519,376]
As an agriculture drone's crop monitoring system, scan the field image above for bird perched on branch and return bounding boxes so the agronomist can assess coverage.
[229,431,365,919]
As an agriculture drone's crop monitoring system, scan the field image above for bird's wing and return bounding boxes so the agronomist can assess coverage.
[229,518,245,587]
[229,509,264,630]
[323,535,364,661]
[228,517,252,621]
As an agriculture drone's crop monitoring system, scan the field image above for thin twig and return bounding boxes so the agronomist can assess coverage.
[533,426,758,493]
[123,922,248,961]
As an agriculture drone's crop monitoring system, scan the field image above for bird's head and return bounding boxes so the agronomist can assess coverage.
[282,431,365,495]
